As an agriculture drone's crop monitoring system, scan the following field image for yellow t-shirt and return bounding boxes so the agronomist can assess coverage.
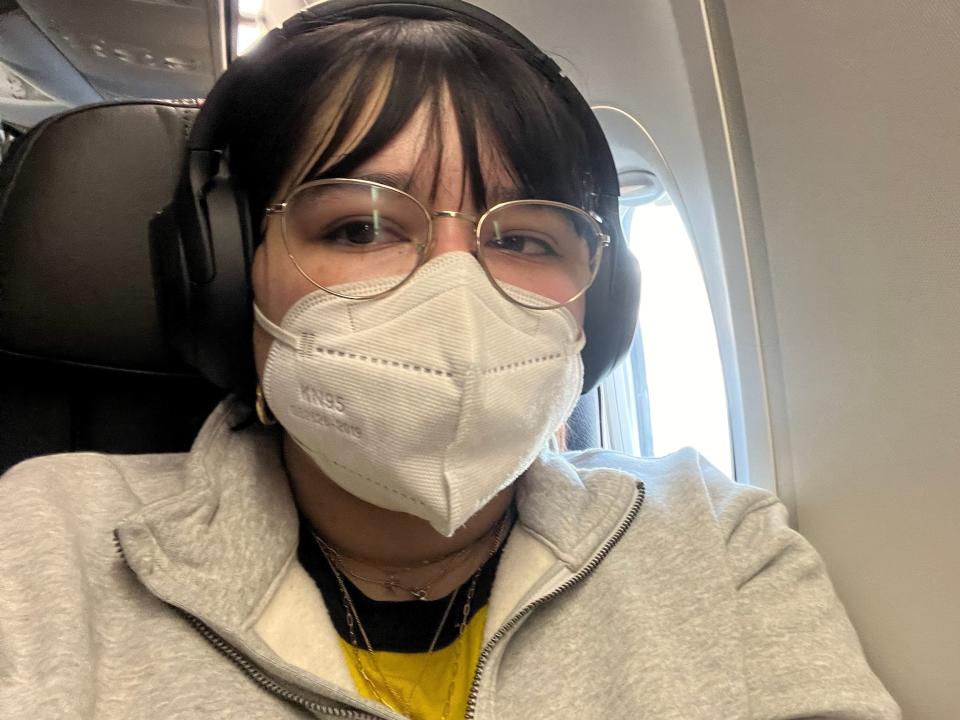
[299,517,504,720]
[340,604,487,720]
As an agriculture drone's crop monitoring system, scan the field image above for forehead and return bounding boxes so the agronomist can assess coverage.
[339,98,524,208]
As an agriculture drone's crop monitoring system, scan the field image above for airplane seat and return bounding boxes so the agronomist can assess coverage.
[0,100,602,475]
[0,101,223,475]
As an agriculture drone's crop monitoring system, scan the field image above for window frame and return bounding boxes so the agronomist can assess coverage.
[593,102,781,496]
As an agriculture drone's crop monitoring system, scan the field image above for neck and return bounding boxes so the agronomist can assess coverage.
[283,434,516,600]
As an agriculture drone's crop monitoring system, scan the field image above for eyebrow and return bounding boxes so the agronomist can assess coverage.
[352,171,413,190]
[350,171,526,206]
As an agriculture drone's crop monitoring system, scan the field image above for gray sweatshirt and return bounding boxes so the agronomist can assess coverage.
[0,399,900,719]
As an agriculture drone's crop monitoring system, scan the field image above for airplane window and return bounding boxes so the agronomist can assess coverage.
[237,0,268,56]
[600,189,734,479]
[239,0,266,15]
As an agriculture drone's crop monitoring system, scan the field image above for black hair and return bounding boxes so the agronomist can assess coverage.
[220,16,596,238]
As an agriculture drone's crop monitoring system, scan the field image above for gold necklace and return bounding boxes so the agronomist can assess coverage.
[314,508,510,601]
[319,533,480,570]
[317,507,513,719]
[327,556,480,720]
[326,559,418,716]
[317,536,478,601]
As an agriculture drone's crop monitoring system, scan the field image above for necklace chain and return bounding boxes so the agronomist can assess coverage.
[319,533,479,571]
[314,508,509,601]
[314,507,513,719]
[318,537,478,601]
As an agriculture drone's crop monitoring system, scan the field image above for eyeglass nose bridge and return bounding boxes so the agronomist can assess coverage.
[425,209,482,259]
[430,209,479,225]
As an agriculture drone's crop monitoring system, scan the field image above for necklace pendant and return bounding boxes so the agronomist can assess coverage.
[411,588,429,601]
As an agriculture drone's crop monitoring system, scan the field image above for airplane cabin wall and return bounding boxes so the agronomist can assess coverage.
[723,3,960,718]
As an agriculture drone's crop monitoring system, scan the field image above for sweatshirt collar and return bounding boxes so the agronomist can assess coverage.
[115,399,298,630]
[115,397,640,637]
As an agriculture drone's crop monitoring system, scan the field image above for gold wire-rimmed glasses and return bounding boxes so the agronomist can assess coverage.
[265,178,610,310]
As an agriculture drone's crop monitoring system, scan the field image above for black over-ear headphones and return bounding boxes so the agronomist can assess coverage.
[160,0,640,394]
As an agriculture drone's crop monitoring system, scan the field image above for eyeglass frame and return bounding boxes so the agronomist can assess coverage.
[264,177,611,310]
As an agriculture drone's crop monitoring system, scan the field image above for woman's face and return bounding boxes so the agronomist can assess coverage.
[251,100,587,380]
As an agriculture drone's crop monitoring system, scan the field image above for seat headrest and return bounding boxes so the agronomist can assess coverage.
[0,101,198,373]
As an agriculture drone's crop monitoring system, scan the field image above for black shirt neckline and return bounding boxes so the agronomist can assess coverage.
[298,516,505,653]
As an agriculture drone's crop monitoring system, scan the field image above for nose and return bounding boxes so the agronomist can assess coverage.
[426,211,479,260]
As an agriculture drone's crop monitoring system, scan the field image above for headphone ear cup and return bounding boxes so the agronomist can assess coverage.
[581,226,641,393]
[187,174,257,390]
[150,204,192,364]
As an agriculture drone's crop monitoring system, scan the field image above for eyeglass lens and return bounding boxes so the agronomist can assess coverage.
[282,181,601,307]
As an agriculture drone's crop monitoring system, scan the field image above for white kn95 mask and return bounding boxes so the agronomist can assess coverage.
[255,252,585,537]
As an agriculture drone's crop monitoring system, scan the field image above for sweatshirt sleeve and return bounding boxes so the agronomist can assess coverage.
[0,454,131,719]
[720,488,902,719]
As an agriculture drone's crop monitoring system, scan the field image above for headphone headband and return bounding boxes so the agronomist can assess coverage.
[190,0,617,193]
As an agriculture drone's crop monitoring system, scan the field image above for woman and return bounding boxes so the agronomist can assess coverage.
[0,2,900,719]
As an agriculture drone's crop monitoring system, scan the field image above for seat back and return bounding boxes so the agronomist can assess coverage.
[0,101,222,474]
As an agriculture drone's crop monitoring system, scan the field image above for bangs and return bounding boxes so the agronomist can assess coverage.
[310,19,592,209]
[229,17,593,235]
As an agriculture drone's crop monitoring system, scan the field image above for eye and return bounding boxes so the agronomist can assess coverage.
[320,217,410,248]
[329,220,378,245]
[487,232,561,257]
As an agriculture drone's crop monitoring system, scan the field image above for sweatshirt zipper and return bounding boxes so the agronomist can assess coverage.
[112,531,387,720]
[183,611,384,719]
[463,482,646,720]
[112,479,644,720]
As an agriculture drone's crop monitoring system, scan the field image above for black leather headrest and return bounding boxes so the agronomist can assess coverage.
[0,101,199,373]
